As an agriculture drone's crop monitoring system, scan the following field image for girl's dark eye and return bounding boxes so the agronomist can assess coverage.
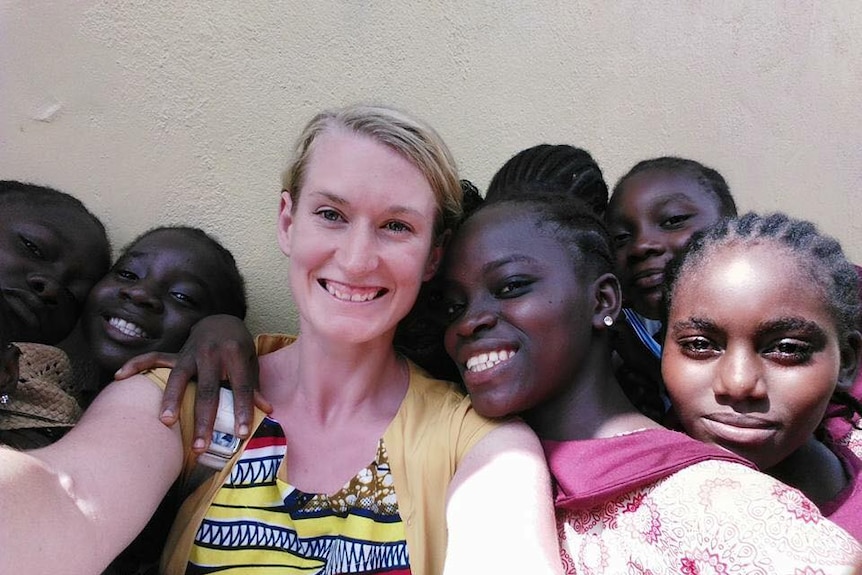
[443,301,465,323]
[497,278,533,297]
[20,236,44,259]
[115,269,138,281]
[612,232,631,248]
[765,339,814,364]
[678,336,719,358]
[661,215,692,229]
[171,292,198,307]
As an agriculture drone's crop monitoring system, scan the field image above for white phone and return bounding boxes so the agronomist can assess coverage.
[197,387,242,469]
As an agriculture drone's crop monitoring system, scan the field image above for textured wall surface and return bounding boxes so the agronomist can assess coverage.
[2,1,860,334]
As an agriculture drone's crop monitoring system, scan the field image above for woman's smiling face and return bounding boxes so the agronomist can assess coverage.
[278,129,443,345]
[442,202,599,418]
[663,242,858,470]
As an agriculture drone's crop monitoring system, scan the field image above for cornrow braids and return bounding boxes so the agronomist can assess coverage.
[613,157,737,218]
[483,187,615,279]
[664,212,862,422]
[486,144,609,217]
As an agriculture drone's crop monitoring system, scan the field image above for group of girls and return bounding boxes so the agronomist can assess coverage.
[1,104,861,574]
[0,180,248,450]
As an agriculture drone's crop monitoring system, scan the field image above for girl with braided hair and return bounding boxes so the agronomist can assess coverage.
[442,195,860,570]
[663,212,862,539]
[486,144,609,217]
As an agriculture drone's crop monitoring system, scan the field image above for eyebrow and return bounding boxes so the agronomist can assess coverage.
[311,190,426,219]
[669,315,828,339]
[668,317,715,335]
[118,251,211,288]
[480,254,538,275]
[652,192,700,209]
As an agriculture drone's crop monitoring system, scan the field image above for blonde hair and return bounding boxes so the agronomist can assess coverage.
[282,104,463,235]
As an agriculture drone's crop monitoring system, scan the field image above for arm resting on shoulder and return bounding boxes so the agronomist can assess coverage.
[444,420,562,575]
[0,374,183,575]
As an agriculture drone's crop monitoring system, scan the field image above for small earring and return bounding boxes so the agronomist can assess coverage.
[603,315,614,327]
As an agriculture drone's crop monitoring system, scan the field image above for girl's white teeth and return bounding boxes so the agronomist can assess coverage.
[466,349,515,373]
[326,282,379,302]
[108,317,149,338]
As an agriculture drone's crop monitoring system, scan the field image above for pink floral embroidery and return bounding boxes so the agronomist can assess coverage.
[576,533,609,574]
[554,460,861,573]
[680,558,699,574]
[697,477,739,506]
[773,484,820,523]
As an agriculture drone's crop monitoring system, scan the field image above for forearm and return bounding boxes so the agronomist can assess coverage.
[0,448,110,573]
[444,421,562,575]
[0,375,184,575]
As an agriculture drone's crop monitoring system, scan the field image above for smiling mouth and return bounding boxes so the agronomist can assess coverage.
[321,280,387,302]
[107,316,151,339]
[631,269,665,290]
[465,349,516,373]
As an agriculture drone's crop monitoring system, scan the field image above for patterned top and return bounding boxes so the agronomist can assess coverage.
[824,424,862,540]
[545,430,862,574]
[187,416,411,574]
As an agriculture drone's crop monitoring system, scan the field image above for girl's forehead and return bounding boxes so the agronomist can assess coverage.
[673,242,832,315]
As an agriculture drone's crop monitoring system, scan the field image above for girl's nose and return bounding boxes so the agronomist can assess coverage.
[713,346,767,402]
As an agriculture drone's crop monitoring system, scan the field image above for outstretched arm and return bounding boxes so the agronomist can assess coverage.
[0,374,183,575]
[116,314,267,453]
[444,420,562,575]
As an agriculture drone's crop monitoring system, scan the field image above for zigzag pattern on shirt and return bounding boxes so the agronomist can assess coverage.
[226,455,282,486]
[195,519,410,572]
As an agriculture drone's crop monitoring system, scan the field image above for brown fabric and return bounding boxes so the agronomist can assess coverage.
[0,343,81,430]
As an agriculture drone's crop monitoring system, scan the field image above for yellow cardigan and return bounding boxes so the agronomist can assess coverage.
[150,334,500,575]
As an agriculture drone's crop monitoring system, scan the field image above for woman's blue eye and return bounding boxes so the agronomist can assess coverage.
[384,221,411,233]
[316,209,343,222]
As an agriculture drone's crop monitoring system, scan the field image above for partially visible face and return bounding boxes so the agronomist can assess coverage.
[442,204,597,418]
[662,243,854,471]
[278,129,442,345]
[0,199,108,344]
[0,297,21,397]
[606,171,722,319]
[82,229,233,374]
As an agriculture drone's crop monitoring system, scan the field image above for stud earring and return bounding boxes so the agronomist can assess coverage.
[603,315,614,327]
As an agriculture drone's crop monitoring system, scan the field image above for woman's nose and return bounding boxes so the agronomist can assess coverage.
[337,226,380,275]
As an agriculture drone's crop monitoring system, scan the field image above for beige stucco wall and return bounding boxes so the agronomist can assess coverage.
[2,1,860,335]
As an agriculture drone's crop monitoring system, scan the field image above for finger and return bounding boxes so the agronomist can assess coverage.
[222,341,260,438]
[116,352,180,379]
[190,352,225,453]
[158,355,198,426]
[253,390,273,415]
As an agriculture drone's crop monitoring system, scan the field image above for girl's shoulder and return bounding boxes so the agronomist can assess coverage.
[557,459,861,574]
